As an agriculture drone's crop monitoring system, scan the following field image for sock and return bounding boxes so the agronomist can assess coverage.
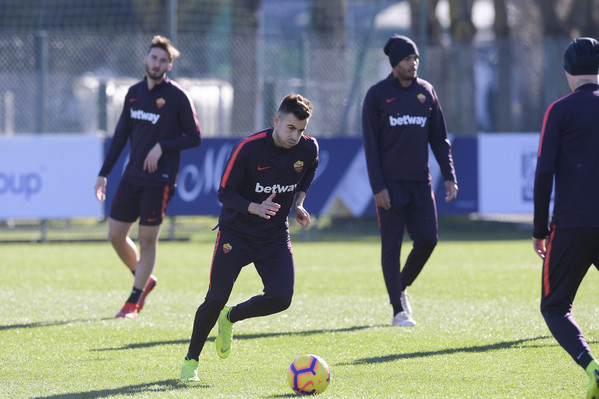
[578,351,596,371]
[185,355,199,362]
[586,359,599,377]
[131,270,136,276]
[392,303,403,317]
[126,287,143,304]
[227,307,235,323]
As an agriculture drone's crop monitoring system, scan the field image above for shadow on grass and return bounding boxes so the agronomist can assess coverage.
[31,379,208,399]
[0,317,114,331]
[91,324,381,352]
[343,335,553,365]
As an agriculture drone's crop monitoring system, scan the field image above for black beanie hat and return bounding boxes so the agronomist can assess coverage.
[563,37,599,75]
[384,34,419,67]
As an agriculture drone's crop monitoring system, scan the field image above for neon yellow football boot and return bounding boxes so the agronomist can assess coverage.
[586,360,599,399]
[180,358,199,382]
[215,306,234,359]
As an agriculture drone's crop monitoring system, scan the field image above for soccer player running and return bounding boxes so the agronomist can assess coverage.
[533,37,599,399]
[180,93,319,382]
[94,36,201,319]
[361,35,458,327]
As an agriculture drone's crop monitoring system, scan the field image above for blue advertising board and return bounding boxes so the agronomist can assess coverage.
[104,136,477,217]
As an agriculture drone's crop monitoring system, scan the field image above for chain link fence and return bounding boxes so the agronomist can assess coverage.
[0,0,574,139]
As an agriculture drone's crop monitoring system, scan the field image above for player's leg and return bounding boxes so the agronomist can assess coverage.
[107,179,141,272]
[107,179,144,317]
[184,230,246,366]
[132,223,161,306]
[401,181,438,290]
[378,180,411,322]
[107,218,137,272]
[539,228,599,397]
[136,184,173,309]
[230,235,295,322]
[116,184,169,318]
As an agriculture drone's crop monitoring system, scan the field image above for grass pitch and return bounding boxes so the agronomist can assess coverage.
[1,221,598,398]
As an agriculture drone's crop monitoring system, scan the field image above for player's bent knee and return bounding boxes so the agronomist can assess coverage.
[107,231,123,246]
[540,301,570,317]
[199,296,228,314]
[268,294,292,312]
[416,237,437,251]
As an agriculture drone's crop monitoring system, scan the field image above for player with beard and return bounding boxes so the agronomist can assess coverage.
[94,35,201,319]
[361,34,458,327]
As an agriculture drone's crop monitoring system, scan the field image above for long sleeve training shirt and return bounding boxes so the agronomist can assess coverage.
[99,76,201,187]
[361,74,456,194]
[218,128,319,239]
[533,83,599,238]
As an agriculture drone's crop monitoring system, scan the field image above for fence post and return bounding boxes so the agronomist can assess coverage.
[36,30,49,134]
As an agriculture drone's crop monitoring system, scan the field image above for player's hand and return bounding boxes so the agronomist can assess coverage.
[143,143,163,173]
[248,193,281,220]
[445,180,458,202]
[294,202,311,229]
[374,188,391,210]
[533,237,547,259]
[95,176,107,202]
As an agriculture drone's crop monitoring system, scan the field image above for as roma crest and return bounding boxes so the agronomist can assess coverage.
[156,97,166,109]
[223,243,232,254]
[293,160,304,173]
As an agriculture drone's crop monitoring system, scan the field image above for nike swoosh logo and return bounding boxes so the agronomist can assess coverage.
[257,166,271,170]
[147,217,158,222]
[129,98,137,102]
[386,97,397,103]
[220,344,230,353]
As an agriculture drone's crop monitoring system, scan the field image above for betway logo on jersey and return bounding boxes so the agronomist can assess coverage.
[255,182,297,194]
[389,115,427,127]
[130,108,160,125]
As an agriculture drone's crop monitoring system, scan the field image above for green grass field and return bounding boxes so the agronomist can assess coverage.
[2,219,598,398]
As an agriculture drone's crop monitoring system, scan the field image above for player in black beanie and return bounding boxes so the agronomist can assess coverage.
[362,34,457,327]
[383,34,420,68]
[563,37,599,76]
[534,36,599,398]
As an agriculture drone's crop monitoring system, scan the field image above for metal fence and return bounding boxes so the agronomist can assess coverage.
[0,1,573,138]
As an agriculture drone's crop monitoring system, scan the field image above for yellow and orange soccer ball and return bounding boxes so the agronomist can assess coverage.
[287,354,331,395]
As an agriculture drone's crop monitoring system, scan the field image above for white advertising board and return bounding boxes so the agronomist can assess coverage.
[478,132,541,214]
[0,134,103,219]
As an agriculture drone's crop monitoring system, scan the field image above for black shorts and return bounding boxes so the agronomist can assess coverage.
[206,228,295,306]
[109,178,174,226]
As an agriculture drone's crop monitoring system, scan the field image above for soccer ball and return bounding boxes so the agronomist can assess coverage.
[287,354,331,395]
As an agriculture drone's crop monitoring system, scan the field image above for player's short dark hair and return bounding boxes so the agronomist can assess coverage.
[277,93,313,121]
[148,35,180,62]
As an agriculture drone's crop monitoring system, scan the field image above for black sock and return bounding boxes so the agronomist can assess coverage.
[577,351,596,371]
[393,303,403,317]
[185,355,199,362]
[227,307,235,323]
[131,270,136,276]
[126,287,143,304]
